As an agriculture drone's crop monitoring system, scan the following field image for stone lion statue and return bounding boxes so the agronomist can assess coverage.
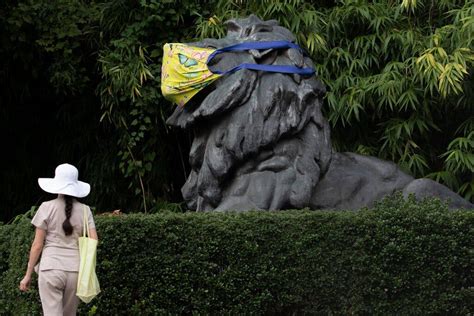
[166,15,473,211]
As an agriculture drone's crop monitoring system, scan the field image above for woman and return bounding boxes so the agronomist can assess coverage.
[19,163,98,316]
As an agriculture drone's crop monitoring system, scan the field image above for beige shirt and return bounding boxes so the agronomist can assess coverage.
[31,197,96,272]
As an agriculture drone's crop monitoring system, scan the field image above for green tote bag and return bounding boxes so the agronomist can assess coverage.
[76,206,100,303]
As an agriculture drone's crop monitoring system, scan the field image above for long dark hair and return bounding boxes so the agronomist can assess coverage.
[62,195,74,235]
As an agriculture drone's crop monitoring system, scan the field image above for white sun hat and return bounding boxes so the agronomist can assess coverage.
[38,163,90,198]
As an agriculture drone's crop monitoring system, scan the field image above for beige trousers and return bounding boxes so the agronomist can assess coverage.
[38,270,79,316]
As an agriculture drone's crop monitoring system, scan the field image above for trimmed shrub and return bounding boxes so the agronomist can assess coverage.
[1,196,472,315]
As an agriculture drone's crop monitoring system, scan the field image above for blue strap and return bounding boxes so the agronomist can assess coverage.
[217,63,315,76]
[207,41,315,76]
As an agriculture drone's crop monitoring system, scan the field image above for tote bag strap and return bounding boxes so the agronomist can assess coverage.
[82,205,90,238]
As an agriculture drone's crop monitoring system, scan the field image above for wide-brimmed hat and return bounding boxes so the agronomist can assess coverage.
[38,163,90,198]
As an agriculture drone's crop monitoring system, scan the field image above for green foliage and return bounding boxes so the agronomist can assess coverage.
[0,218,41,314]
[1,197,473,314]
[96,0,210,212]
[195,0,474,201]
[4,0,99,93]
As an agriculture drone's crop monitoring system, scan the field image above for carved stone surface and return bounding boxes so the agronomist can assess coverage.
[166,15,473,211]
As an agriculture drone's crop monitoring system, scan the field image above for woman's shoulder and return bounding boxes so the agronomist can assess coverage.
[32,198,60,224]
[39,197,62,208]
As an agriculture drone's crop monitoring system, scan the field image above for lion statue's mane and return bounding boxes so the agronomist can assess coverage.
[167,15,473,211]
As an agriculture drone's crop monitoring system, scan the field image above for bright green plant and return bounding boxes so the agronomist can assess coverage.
[1,196,473,314]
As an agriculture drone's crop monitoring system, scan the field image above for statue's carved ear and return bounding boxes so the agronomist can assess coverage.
[225,20,241,36]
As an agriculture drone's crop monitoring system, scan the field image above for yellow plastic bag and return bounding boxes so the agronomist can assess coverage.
[76,206,100,303]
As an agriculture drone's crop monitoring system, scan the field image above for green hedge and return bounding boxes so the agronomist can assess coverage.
[1,196,473,315]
